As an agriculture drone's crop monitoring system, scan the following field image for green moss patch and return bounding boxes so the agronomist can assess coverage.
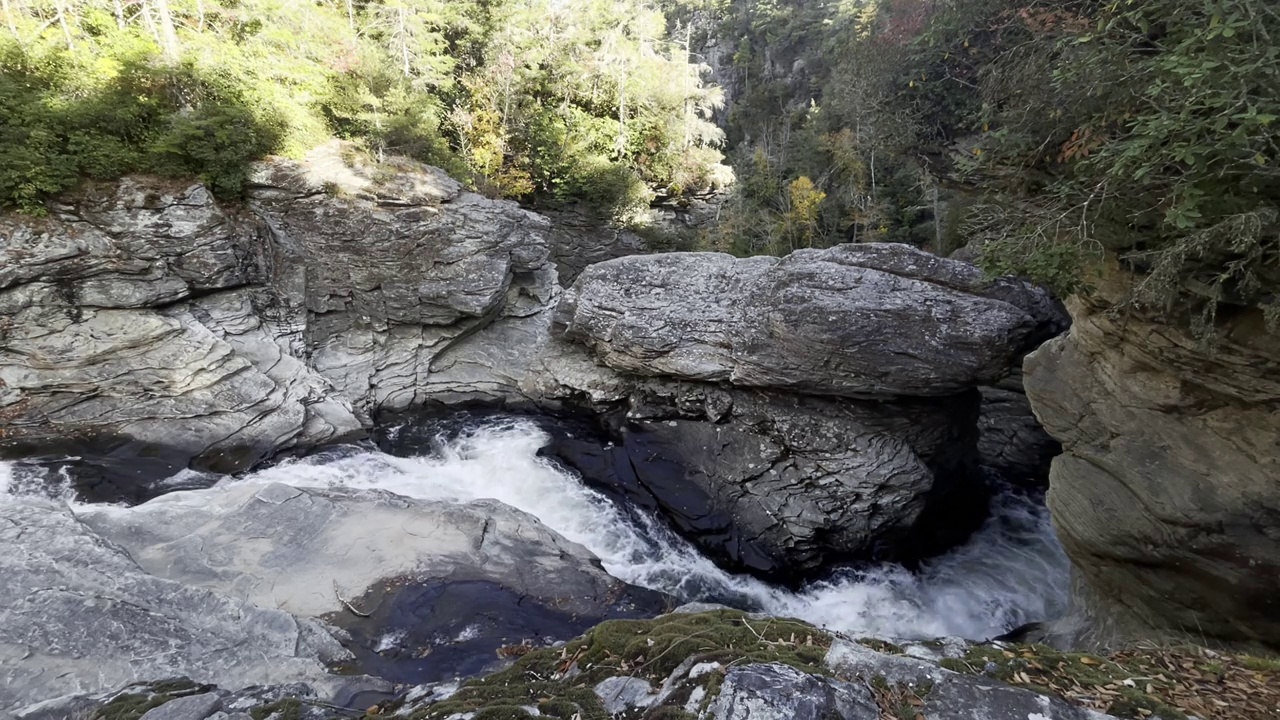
[938,643,1280,720]
[410,610,832,720]
[92,680,207,720]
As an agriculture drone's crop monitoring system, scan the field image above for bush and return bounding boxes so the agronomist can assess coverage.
[0,38,284,210]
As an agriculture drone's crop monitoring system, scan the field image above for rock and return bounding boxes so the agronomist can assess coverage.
[976,371,1062,485]
[824,640,1114,720]
[139,693,223,720]
[0,142,557,488]
[1024,277,1280,650]
[75,481,668,684]
[542,206,650,285]
[0,186,365,477]
[593,677,657,715]
[555,244,1059,398]
[542,381,985,580]
[246,143,559,414]
[0,498,349,713]
[703,663,878,720]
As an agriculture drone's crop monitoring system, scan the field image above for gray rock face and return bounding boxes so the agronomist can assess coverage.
[593,676,658,715]
[704,663,878,720]
[556,244,1059,398]
[976,371,1062,485]
[534,337,986,579]
[75,481,642,621]
[2,479,664,713]
[246,146,559,413]
[138,693,223,720]
[0,181,364,474]
[0,143,557,478]
[824,640,1115,720]
[543,206,650,284]
[1024,281,1280,650]
[0,497,348,713]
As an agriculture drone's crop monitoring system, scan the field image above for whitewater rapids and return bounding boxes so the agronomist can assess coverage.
[0,417,1069,641]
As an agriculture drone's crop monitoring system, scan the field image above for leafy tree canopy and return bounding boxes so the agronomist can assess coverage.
[0,0,727,219]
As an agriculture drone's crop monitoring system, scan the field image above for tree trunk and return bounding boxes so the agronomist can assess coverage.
[2,0,19,39]
[112,0,125,28]
[398,6,411,78]
[196,0,205,31]
[153,0,180,60]
[345,0,354,30]
[55,0,73,50]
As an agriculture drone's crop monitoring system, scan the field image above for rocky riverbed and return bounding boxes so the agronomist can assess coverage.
[2,147,1276,719]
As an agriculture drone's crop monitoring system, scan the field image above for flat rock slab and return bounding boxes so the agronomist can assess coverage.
[0,498,347,713]
[557,244,1063,398]
[74,481,667,685]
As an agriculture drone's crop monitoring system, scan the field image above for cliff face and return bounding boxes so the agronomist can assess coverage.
[1024,272,1280,650]
[0,143,556,477]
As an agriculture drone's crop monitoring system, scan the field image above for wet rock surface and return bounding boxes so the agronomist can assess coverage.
[0,497,350,712]
[539,389,986,582]
[1,481,667,713]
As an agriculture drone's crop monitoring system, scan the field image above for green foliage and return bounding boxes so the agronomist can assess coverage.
[899,0,1280,317]
[0,0,725,219]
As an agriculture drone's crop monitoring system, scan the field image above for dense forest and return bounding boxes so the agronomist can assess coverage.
[3,0,1278,322]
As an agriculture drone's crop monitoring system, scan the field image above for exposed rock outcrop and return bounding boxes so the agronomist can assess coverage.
[555,244,1061,398]
[0,496,351,712]
[0,143,556,482]
[1,481,664,712]
[528,245,1063,579]
[540,380,981,580]
[1024,275,1280,650]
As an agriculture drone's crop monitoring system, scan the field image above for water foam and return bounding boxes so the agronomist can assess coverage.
[0,460,77,504]
[236,418,1069,640]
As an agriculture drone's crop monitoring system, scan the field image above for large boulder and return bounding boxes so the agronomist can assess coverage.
[540,376,983,581]
[1024,274,1280,650]
[529,244,1066,580]
[555,243,1061,398]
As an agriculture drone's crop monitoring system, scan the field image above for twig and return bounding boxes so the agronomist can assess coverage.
[333,580,371,618]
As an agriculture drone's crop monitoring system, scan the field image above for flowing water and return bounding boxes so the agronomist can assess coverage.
[0,416,1069,641]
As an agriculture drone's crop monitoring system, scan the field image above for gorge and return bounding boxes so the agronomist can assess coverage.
[2,145,1276,720]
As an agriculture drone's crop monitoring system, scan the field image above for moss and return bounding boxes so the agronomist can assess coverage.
[145,679,203,695]
[857,638,904,655]
[938,643,1210,720]
[1240,654,1280,673]
[472,707,534,720]
[249,698,304,720]
[1107,688,1186,720]
[92,694,170,720]
[411,610,831,720]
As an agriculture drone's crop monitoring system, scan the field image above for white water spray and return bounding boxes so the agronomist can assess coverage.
[230,418,1069,640]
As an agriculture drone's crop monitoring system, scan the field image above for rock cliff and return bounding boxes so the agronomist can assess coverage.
[1024,271,1280,650]
[0,143,556,480]
[1,151,1064,584]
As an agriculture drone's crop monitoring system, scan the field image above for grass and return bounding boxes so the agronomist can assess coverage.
[410,610,832,720]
